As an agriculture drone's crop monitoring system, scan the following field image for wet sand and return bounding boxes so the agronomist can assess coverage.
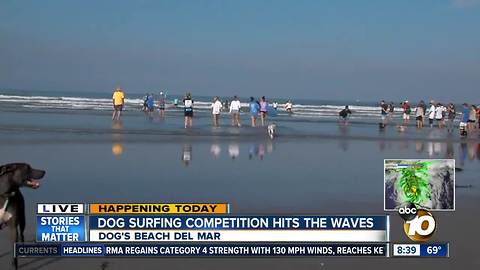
[0,109,478,269]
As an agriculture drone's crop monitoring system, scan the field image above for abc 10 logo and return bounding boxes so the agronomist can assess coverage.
[398,203,436,241]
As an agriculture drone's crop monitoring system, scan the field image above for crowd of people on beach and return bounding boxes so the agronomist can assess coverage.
[377,99,480,136]
[113,88,479,137]
[210,95,275,128]
[338,99,479,137]
[112,87,293,129]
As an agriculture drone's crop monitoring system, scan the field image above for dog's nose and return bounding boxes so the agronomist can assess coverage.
[31,169,46,179]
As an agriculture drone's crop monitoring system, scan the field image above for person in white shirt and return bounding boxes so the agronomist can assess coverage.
[427,101,436,128]
[211,97,222,127]
[229,95,242,127]
[285,100,293,113]
[435,103,445,128]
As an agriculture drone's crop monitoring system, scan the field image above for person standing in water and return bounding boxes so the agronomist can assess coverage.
[146,93,155,113]
[460,103,469,136]
[285,100,293,113]
[415,102,425,128]
[273,101,278,110]
[339,105,352,125]
[229,95,242,127]
[142,93,148,111]
[435,103,446,128]
[211,96,222,127]
[183,93,193,128]
[249,97,260,127]
[419,100,427,126]
[388,102,395,121]
[402,100,411,125]
[468,105,477,130]
[446,103,456,132]
[158,91,166,117]
[259,96,268,126]
[427,101,436,128]
[112,87,125,121]
[380,100,388,125]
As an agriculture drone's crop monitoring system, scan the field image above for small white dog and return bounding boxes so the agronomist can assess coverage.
[267,123,277,139]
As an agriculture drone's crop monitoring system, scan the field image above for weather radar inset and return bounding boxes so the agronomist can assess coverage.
[384,159,455,211]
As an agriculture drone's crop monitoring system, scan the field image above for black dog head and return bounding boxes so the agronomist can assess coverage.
[0,163,45,192]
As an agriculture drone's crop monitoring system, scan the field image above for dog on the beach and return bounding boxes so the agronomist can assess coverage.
[0,163,45,269]
[267,123,277,139]
[397,125,407,132]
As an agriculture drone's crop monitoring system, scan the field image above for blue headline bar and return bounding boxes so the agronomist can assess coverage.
[88,215,387,230]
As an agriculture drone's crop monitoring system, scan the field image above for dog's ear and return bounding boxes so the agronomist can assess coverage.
[0,164,17,176]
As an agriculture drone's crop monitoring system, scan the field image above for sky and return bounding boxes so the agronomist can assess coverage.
[0,0,479,102]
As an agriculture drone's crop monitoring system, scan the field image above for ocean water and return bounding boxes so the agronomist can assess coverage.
[0,90,478,269]
[0,89,473,142]
[0,89,412,120]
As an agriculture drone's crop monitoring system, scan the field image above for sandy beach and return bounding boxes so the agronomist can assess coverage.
[0,102,478,268]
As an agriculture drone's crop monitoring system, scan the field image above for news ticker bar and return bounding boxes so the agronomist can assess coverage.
[15,243,389,257]
[392,243,449,257]
[15,243,450,258]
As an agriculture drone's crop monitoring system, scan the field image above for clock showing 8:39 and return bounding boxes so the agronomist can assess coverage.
[393,244,420,256]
